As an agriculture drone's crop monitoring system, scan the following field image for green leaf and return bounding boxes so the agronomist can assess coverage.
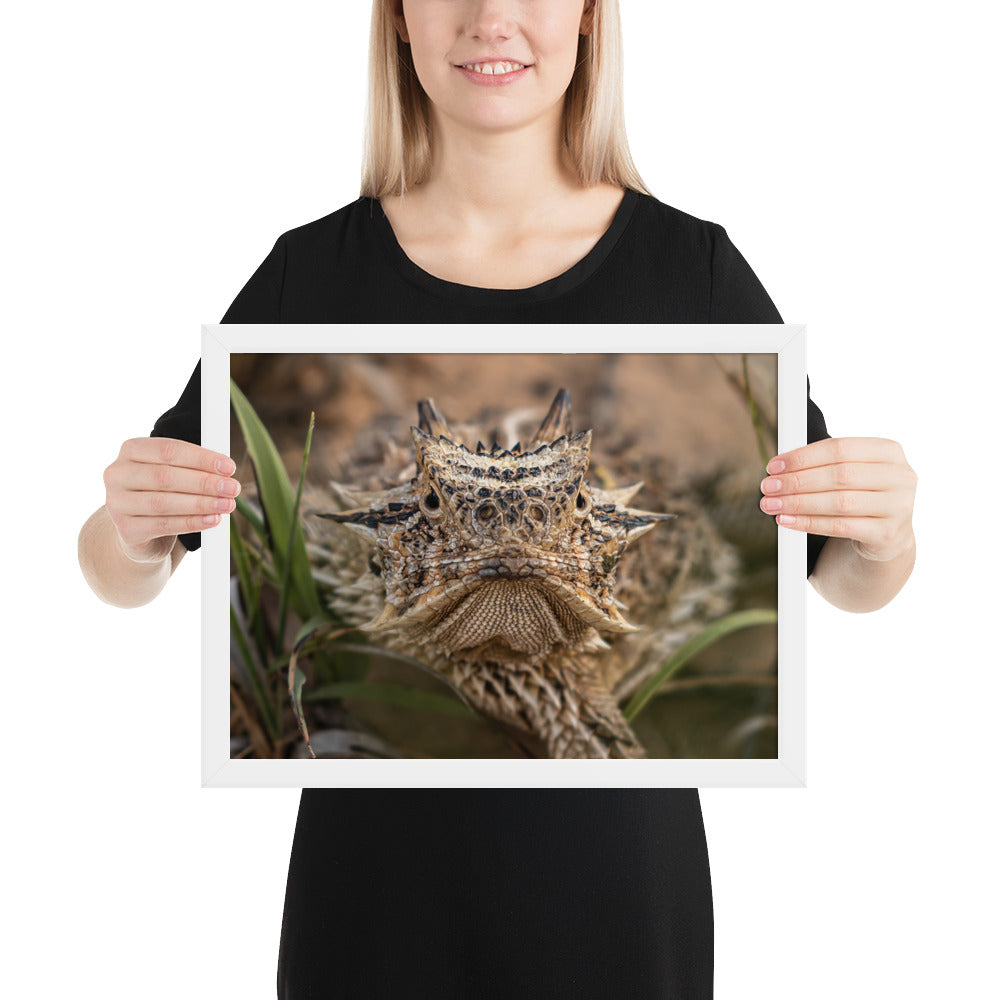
[230,513,253,606]
[230,514,270,666]
[234,494,267,543]
[305,681,475,718]
[288,661,314,758]
[291,614,338,651]
[230,379,321,623]
[742,353,771,467]
[323,641,448,676]
[277,412,316,652]
[623,609,779,722]
[230,604,278,740]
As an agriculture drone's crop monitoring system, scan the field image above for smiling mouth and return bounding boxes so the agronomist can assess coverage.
[456,61,529,76]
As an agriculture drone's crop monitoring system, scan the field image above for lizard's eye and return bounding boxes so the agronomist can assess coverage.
[420,489,443,516]
[528,504,547,523]
[475,503,497,524]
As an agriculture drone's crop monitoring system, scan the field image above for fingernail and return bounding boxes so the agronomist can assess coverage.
[767,458,785,474]
[218,478,239,496]
[216,458,236,475]
[761,497,782,512]
[777,514,796,525]
[203,513,220,526]
[761,478,782,493]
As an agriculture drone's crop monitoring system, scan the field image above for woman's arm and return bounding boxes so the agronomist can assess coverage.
[807,534,916,613]
[760,437,917,612]
[78,436,240,609]
[78,505,188,609]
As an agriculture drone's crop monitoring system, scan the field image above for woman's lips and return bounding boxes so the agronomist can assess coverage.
[455,64,531,87]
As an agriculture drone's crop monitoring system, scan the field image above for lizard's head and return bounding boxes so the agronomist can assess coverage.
[321,390,673,661]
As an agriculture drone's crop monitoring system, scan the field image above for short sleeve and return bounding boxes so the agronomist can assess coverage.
[709,226,782,324]
[150,361,203,552]
[221,234,287,323]
[146,234,286,552]
[706,225,830,577]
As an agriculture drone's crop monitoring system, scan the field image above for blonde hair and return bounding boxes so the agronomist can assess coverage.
[360,0,651,198]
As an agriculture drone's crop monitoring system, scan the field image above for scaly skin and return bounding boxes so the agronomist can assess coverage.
[316,390,675,758]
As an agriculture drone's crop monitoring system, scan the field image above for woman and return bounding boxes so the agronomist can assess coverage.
[79,2,916,995]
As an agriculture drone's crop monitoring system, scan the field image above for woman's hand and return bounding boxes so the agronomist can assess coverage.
[103,437,241,562]
[759,437,917,561]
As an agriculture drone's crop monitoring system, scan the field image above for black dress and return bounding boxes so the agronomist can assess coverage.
[152,188,829,999]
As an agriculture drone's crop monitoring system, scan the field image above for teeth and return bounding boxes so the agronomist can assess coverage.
[463,62,525,75]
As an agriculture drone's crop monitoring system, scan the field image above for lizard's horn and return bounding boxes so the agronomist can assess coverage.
[529,388,572,446]
[417,398,453,439]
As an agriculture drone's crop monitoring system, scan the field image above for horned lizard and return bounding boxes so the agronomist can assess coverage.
[302,389,739,759]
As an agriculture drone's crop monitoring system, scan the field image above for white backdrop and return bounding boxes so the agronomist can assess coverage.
[4,2,997,997]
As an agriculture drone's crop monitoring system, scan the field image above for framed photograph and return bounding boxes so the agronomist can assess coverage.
[202,325,806,787]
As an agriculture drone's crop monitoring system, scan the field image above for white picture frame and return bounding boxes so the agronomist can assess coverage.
[202,324,806,787]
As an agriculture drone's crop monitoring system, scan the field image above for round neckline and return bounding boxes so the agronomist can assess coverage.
[369,188,639,305]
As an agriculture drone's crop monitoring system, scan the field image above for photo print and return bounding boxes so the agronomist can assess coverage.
[201,326,806,787]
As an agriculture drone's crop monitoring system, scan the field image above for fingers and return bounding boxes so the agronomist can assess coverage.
[766,437,906,475]
[760,436,917,562]
[117,510,233,548]
[765,511,912,561]
[760,489,895,519]
[106,437,241,501]
[774,512,879,544]
[113,489,239,518]
[119,437,237,476]
[760,461,913,497]
[108,460,242,501]
[104,437,242,553]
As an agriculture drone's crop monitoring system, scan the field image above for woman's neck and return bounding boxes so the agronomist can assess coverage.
[408,110,584,233]
[377,105,626,290]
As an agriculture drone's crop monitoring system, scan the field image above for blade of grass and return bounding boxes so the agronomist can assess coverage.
[323,641,480,704]
[305,681,476,717]
[230,515,270,669]
[230,379,321,622]
[319,641,517,741]
[234,494,266,543]
[288,658,313,759]
[276,412,315,657]
[230,604,279,740]
[230,515,254,615]
[324,641,452,675]
[286,613,342,760]
[742,353,771,467]
[229,681,273,759]
[623,609,779,722]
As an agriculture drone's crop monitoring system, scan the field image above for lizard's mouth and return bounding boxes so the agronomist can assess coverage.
[362,550,638,653]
